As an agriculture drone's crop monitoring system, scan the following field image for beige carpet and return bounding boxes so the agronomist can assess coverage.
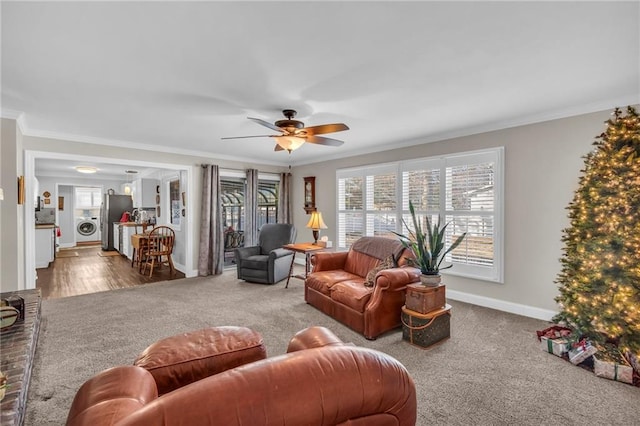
[27,271,639,425]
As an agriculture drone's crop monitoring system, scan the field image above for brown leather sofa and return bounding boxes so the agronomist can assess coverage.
[66,326,417,426]
[306,236,421,339]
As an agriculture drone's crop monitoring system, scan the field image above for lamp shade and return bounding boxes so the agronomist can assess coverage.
[306,211,327,230]
[275,136,305,152]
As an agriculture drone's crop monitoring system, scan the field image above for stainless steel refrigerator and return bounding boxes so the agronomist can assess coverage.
[101,194,133,250]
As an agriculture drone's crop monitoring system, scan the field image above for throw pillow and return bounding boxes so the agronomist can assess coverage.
[364,255,396,287]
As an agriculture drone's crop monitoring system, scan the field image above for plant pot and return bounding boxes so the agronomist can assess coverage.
[419,274,442,287]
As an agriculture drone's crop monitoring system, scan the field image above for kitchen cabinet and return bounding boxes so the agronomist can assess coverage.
[133,178,159,208]
[35,226,55,268]
[113,223,144,258]
[121,225,138,259]
[113,223,121,252]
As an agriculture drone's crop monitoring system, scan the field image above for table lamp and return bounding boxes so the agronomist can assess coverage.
[306,211,327,245]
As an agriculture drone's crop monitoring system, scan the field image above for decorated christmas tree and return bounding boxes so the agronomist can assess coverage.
[554,106,640,355]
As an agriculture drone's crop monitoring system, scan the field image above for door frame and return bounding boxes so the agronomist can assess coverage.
[24,150,195,289]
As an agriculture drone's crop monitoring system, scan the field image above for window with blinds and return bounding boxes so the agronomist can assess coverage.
[336,147,503,282]
[75,187,102,208]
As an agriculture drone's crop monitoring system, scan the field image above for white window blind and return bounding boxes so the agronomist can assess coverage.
[336,148,503,282]
[75,187,102,208]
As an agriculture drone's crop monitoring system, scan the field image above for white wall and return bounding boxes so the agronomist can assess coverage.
[291,108,622,319]
[0,118,24,292]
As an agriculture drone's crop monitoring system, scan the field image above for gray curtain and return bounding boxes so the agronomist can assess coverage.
[278,172,292,224]
[198,165,224,276]
[244,168,259,246]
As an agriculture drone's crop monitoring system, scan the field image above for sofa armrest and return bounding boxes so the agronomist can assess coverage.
[374,266,421,292]
[269,247,293,260]
[286,326,345,353]
[310,251,348,271]
[66,366,157,426]
[234,246,260,259]
[120,346,417,426]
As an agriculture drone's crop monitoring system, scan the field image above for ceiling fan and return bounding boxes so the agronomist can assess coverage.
[222,109,349,153]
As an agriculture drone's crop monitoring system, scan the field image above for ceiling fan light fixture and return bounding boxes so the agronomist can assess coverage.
[275,136,305,152]
[75,166,98,174]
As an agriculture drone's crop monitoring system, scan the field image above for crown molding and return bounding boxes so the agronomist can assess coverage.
[0,109,28,134]
[293,95,639,167]
[4,113,289,167]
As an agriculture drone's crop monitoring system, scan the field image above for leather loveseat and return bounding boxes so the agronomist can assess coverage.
[305,236,421,339]
[66,326,417,426]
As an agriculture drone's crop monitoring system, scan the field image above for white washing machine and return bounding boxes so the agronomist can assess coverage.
[76,217,101,242]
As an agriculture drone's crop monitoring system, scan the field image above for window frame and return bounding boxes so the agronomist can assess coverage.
[220,170,281,232]
[336,147,504,283]
[74,186,102,209]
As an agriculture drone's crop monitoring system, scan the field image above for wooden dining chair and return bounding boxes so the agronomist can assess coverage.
[142,226,176,277]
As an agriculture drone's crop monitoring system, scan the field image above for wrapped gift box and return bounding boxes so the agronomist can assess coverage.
[540,336,570,357]
[568,340,597,365]
[593,345,634,384]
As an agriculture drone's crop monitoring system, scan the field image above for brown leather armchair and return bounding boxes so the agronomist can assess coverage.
[66,326,417,426]
[305,236,421,339]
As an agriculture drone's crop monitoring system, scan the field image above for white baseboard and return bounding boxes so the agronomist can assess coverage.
[184,268,198,278]
[446,289,557,322]
[59,243,75,249]
[173,261,198,278]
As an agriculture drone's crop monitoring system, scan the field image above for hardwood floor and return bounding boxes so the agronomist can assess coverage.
[36,244,186,300]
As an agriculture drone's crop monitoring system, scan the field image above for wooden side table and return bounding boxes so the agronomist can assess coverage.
[131,233,149,272]
[282,243,327,288]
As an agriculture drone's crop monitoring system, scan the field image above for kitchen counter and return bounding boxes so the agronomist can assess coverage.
[115,222,150,227]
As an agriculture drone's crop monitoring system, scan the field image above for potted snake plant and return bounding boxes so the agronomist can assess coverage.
[393,201,467,286]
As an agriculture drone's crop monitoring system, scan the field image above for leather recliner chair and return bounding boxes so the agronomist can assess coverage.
[234,223,297,284]
[66,326,417,426]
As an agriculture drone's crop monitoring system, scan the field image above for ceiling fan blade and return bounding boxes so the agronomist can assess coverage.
[220,135,276,140]
[274,144,285,151]
[301,123,349,136]
[305,135,344,147]
[248,117,284,132]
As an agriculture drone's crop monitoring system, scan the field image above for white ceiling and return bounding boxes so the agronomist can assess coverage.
[2,1,639,173]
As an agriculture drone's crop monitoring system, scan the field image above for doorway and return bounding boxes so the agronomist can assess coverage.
[220,174,280,268]
[25,150,195,291]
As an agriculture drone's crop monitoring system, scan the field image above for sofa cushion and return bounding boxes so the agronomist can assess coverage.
[330,280,373,313]
[306,270,362,295]
[242,254,269,269]
[364,255,396,287]
[343,250,381,278]
[133,326,266,395]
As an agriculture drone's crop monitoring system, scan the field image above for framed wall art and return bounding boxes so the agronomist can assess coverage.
[17,176,24,205]
[304,176,316,214]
